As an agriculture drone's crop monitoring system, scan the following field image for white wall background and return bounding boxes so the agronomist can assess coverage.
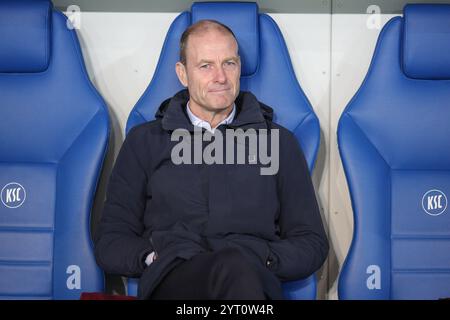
[73,11,400,299]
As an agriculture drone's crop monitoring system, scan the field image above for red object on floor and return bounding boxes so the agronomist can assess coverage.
[80,292,137,300]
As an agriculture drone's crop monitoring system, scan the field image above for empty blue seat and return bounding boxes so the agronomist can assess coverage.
[0,0,109,299]
[338,4,450,299]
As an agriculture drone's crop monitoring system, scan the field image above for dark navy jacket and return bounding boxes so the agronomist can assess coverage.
[95,90,329,299]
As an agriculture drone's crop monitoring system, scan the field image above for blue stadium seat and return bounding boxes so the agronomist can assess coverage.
[338,4,450,299]
[0,0,109,299]
[126,1,321,299]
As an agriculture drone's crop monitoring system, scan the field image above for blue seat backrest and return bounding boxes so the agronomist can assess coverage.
[0,0,109,299]
[338,4,450,299]
[126,1,320,299]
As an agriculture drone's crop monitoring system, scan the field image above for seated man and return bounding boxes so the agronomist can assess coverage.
[95,20,328,300]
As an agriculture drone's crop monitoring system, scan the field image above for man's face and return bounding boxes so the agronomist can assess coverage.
[176,29,241,112]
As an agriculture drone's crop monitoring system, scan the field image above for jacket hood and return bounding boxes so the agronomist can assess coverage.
[155,89,273,132]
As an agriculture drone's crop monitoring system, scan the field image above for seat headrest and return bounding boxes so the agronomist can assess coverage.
[0,0,52,73]
[191,2,259,76]
[402,4,450,79]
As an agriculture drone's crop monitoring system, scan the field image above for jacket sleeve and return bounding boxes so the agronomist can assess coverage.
[267,130,329,281]
[94,127,154,277]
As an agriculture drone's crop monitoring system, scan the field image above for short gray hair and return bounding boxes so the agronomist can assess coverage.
[179,19,238,65]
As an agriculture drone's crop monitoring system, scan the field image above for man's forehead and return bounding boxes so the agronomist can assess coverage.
[182,25,239,65]
[187,32,237,55]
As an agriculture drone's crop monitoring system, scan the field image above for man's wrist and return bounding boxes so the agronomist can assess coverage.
[144,251,156,266]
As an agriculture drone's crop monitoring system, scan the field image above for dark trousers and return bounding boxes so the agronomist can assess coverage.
[150,247,268,300]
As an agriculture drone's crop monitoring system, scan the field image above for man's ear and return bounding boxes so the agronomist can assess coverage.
[175,62,188,87]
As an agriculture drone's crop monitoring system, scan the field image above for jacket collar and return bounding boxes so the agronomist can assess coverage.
[157,89,272,132]
[186,101,236,133]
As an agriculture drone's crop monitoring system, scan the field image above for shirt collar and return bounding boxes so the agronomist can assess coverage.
[186,101,236,133]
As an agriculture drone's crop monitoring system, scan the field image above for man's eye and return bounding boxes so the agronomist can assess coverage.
[225,61,236,66]
[200,64,210,69]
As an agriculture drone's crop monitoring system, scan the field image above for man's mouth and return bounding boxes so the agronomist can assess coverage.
[209,88,230,93]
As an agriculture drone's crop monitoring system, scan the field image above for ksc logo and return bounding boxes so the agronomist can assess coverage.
[1,182,26,209]
[422,189,447,216]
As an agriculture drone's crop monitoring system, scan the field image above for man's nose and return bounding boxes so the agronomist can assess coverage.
[214,66,227,83]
